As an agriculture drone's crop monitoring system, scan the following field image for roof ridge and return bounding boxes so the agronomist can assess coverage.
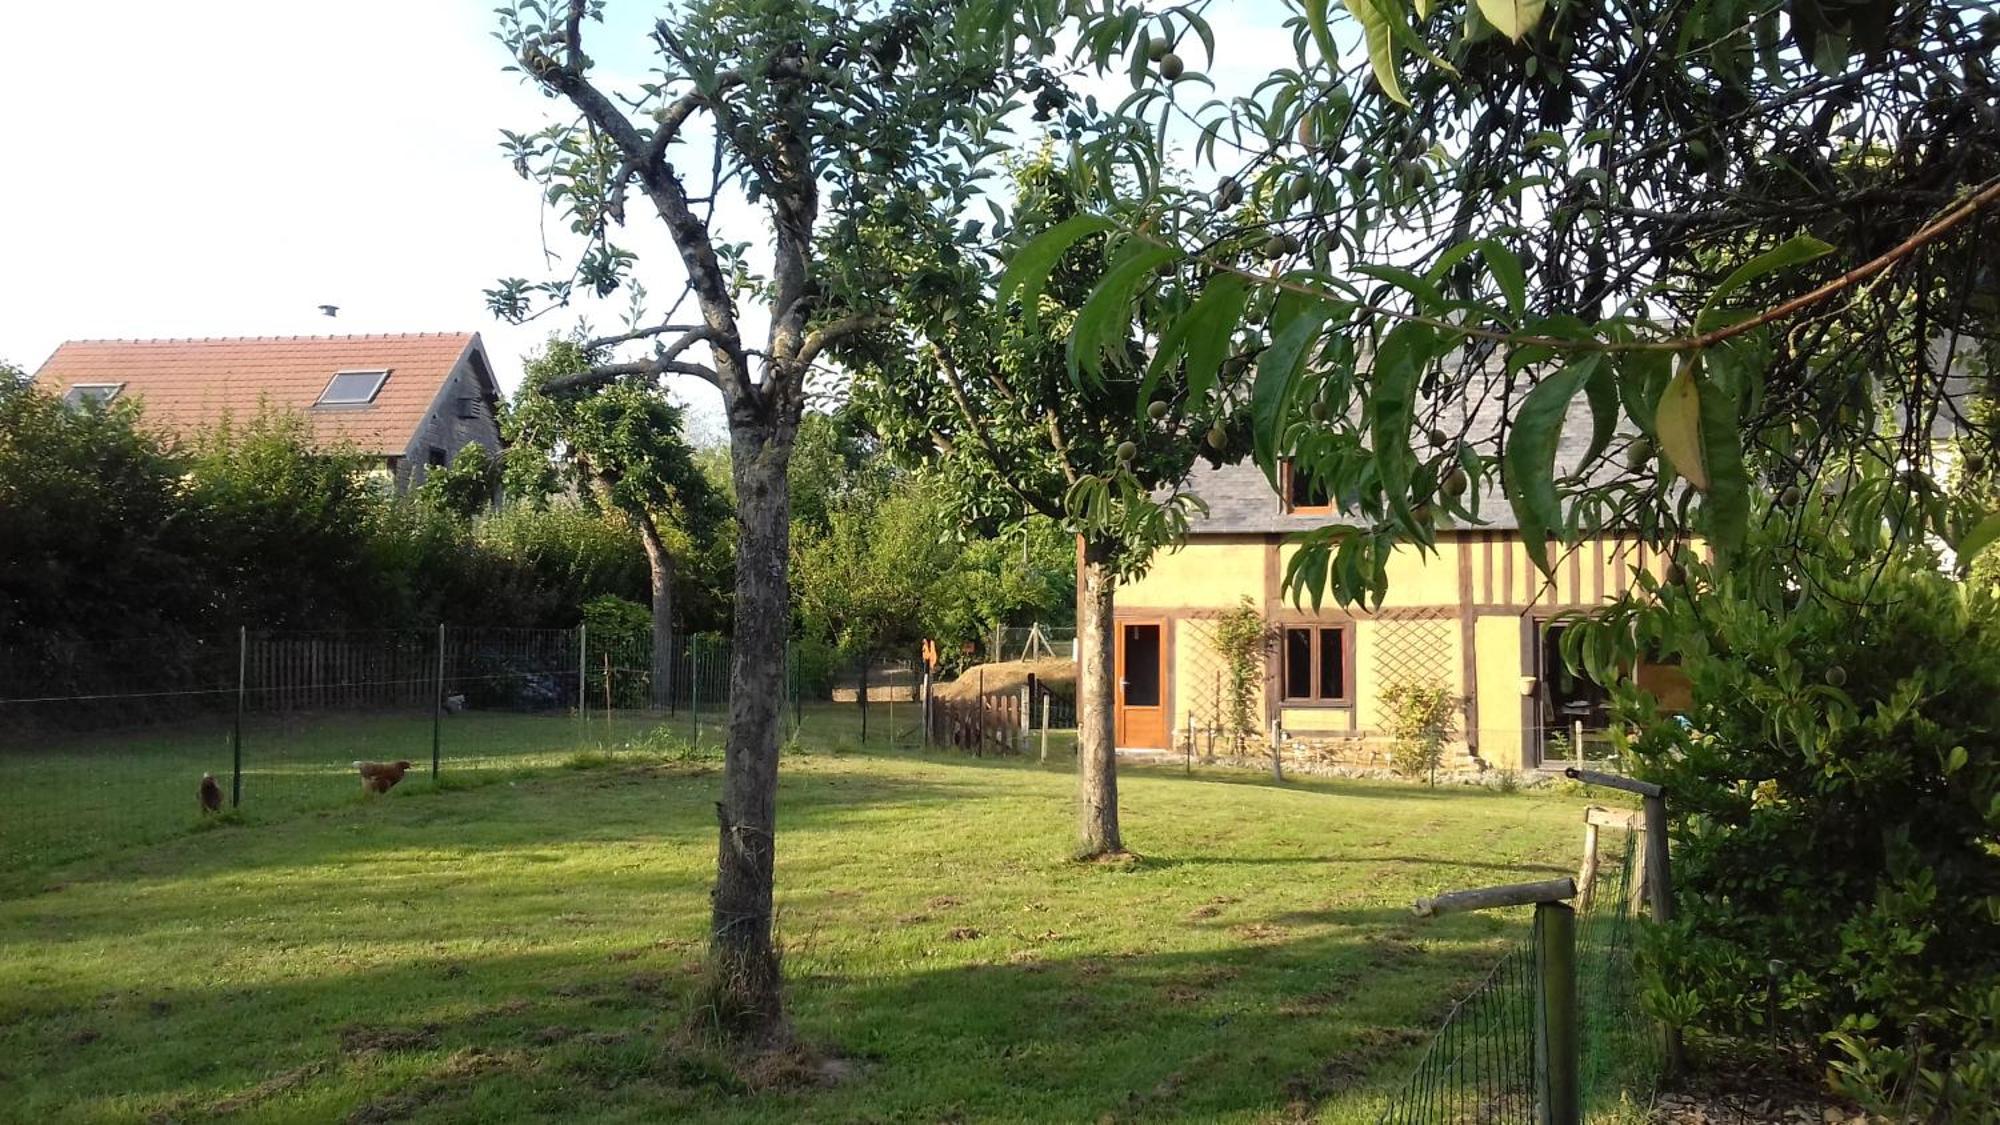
[55,332,475,346]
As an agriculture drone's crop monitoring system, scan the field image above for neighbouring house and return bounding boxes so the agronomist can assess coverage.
[1097,389,1680,775]
[32,333,503,492]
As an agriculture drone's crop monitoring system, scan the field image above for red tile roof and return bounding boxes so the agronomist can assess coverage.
[31,333,483,456]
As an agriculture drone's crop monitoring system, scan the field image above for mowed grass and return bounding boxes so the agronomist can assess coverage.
[0,703,943,894]
[0,722,1603,1123]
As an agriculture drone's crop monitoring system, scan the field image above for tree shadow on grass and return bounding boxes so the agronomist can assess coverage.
[6,762,1000,905]
[0,908,1518,1124]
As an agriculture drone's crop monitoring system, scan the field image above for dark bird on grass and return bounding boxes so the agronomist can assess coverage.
[355,760,414,795]
[198,773,223,815]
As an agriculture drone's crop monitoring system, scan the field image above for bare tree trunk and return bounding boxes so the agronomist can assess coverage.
[636,513,675,711]
[706,422,791,1041]
[1076,538,1122,857]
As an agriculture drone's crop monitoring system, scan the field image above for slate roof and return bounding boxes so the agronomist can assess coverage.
[1177,360,1618,535]
[32,333,488,457]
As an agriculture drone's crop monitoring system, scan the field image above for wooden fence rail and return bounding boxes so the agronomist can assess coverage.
[928,693,1021,756]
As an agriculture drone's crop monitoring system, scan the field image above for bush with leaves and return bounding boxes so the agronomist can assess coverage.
[1379,679,1460,784]
[1570,487,2000,1117]
[415,443,501,519]
[1209,597,1271,754]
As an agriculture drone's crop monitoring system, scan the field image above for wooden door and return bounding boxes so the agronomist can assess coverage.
[1115,620,1166,749]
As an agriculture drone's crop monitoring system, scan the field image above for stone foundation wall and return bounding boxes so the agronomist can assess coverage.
[1171,730,1490,778]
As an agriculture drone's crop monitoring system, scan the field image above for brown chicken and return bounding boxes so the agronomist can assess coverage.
[198,773,223,814]
[354,760,415,794]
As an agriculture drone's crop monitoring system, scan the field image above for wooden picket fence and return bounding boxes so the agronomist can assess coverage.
[928,693,1022,756]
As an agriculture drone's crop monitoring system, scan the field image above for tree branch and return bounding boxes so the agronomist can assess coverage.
[933,349,1065,522]
[547,357,721,394]
[795,313,887,370]
[585,322,706,351]
[519,36,757,407]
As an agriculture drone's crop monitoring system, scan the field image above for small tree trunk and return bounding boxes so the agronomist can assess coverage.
[636,512,675,712]
[705,422,791,1041]
[1075,538,1122,857]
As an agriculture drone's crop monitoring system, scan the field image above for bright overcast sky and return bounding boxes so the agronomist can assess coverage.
[0,0,1298,439]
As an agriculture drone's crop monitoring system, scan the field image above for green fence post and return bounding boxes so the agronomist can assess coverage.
[577,623,588,738]
[691,639,701,748]
[1534,900,1580,1125]
[232,625,246,808]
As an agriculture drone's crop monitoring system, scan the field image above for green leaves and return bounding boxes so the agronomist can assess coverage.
[997,213,1112,333]
[1655,355,1709,491]
[1697,235,1834,332]
[1340,0,1410,107]
[1066,239,1180,382]
[1251,289,1339,475]
[1956,512,2000,572]
[1138,274,1250,414]
[1474,0,1547,42]
[1369,321,1436,530]
[1502,354,1602,574]
[1652,349,1751,558]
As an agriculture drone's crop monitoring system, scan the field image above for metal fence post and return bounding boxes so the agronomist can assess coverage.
[577,623,588,732]
[431,623,444,781]
[232,625,246,808]
[691,639,701,747]
[1533,900,1580,1125]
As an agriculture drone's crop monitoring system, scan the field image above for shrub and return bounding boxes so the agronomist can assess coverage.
[1209,597,1272,754]
[1379,679,1459,784]
[1573,498,2000,1117]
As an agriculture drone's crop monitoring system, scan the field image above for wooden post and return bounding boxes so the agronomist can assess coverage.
[1413,877,1577,917]
[1642,790,1685,1073]
[1572,718,1585,767]
[1534,901,1581,1125]
[603,651,613,714]
[1268,718,1284,782]
[1040,694,1051,763]
[232,625,246,809]
[888,673,896,750]
[431,623,444,781]
[1642,793,1672,923]
[1185,712,1194,776]
[859,657,869,744]
[1577,813,1601,909]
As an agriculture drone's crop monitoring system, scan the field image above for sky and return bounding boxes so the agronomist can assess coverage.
[0,0,1299,440]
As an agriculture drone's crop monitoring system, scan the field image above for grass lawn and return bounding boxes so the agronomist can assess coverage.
[0,703,946,895]
[0,716,1616,1122]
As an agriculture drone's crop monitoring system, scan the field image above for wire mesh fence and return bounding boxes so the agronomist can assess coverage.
[1376,831,1658,1123]
[0,624,806,896]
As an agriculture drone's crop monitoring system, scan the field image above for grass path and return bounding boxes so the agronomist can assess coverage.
[0,736,1603,1122]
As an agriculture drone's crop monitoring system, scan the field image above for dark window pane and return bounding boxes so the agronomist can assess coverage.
[1318,628,1345,700]
[1285,463,1330,509]
[1284,628,1312,700]
[1122,624,1161,707]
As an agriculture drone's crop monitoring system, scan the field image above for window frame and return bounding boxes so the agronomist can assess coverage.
[1278,459,1333,515]
[1278,622,1352,707]
[315,368,390,407]
[62,383,124,407]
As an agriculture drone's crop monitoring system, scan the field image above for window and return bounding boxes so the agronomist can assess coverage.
[1281,460,1332,513]
[316,369,389,405]
[1281,625,1349,703]
[428,446,449,468]
[62,383,123,407]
